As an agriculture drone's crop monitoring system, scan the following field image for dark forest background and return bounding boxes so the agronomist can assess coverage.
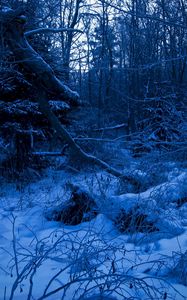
[0,0,186,178]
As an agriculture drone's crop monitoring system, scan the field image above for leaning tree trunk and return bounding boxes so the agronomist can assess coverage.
[0,7,79,106]
[37,88,140,187]
[0,7,141,188]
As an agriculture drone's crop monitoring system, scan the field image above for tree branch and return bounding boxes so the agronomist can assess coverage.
[103,1,187,29]
[25,27,83,37]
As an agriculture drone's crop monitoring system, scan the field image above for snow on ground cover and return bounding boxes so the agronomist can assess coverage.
[102,172,187,238]
[0,209,186,299]
[0,168,186,299]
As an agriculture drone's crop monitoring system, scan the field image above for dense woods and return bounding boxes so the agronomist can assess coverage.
[1,0,186,158]
[0,1,187,300]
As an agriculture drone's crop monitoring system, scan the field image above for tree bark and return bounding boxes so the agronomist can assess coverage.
[61,0,82,82]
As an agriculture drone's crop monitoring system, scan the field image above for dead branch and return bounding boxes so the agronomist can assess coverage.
[32,152,64,157]
[93,123,127,132]
[25,27,83,37]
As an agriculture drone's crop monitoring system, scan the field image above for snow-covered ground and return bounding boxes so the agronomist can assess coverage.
[0,165,187,300]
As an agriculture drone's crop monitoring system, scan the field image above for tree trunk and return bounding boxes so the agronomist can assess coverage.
[36,87,140,188]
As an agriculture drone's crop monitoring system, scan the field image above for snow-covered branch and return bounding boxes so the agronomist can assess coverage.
[25,27,83,37]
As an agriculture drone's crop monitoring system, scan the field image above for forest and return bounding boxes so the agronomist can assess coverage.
[0,0,187,299]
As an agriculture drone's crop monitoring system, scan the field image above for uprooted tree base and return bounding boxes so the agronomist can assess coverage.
[45,185,98,225]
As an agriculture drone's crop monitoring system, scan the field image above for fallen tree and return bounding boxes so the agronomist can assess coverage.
[0,6,140,188]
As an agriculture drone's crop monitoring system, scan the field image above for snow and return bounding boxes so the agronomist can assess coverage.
[0,168,187,300]
[0,99,70,117]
